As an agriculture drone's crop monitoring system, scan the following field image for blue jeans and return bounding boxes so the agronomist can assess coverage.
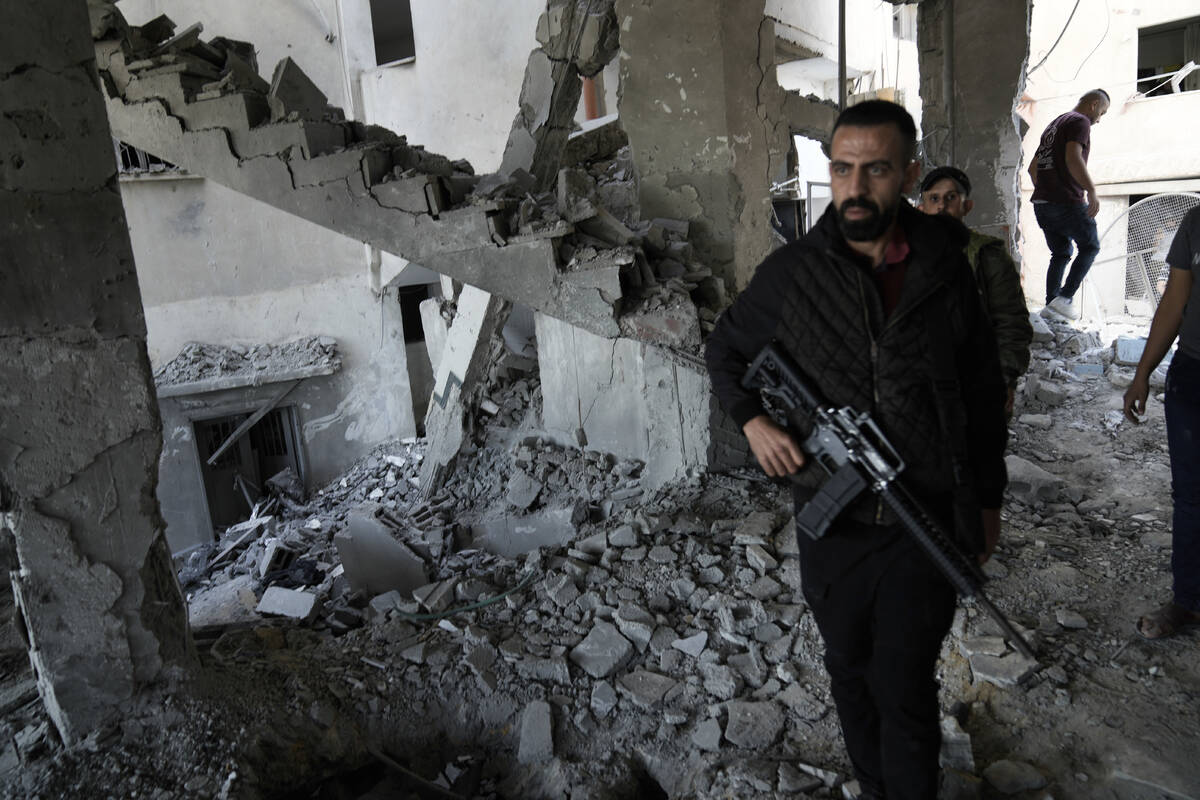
[1034,201,1100,303]
[1166,350,1200,613]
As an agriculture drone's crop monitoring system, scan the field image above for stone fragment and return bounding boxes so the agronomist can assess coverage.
[733,511,777,543]
[698,566,725,584]
[746,544,778,572]
[1018,413,1052,429]
[507,470,543,510]
[591,680,618,717]
[982,760,1047,793]
[569,621,633,678]
[775,519,799,557]
[545,574,580,607]
[255,587,317,621]
[334,508,427,597]
[777,683,825,721]
[746,575,783,601]
[1029,312,1053,342]
[648,626,677,655]
[615,604,655,652]
[1004,455,1064,504]
[609,525,638,546]
[413,578,457,612]
[647,545,676,563]
[939,716,975,773]
[1033,379,1068,406]
[969,652,1038,687]
[960,636,1007,657]
[1055,608,1088,629]
[700,663,740,700]
[616,670,677,709]
[753,622,783,643]
[516,656,571,685]
[691,718,722,751]
[267,56,329,121]
[779,763,823,793]
[576,531,607,554]
[671,632,708,658]
[724,701,783,748]
[517,700,554,764]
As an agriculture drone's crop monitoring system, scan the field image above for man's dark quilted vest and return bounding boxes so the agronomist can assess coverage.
[771,207,969,511]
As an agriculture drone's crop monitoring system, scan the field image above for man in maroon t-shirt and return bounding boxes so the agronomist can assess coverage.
[1028,89,1110,321]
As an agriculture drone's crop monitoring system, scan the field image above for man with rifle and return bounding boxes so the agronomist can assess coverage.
[705,100,1010,799]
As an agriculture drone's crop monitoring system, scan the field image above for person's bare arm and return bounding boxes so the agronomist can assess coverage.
[1123,267,1193,421]
[1065,141,1099,217]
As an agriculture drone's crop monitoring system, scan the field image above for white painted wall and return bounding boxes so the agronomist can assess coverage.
[1020,0,1200,315]
[340,0,546,173]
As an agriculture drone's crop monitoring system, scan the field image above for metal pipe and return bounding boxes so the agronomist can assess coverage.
[838,0,847,109]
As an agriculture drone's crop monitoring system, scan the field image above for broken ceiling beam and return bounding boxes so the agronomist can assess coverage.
[419,286,511,495]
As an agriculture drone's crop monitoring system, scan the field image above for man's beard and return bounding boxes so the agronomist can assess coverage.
[836,197,899,242]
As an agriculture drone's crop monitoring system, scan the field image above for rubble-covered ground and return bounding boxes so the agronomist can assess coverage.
[2,312,1199,800]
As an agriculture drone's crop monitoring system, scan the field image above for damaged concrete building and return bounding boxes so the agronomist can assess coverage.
[5,0,1200,797]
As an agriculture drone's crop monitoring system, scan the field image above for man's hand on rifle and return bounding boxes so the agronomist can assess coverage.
[743,414,805,477]
[979,508,1001,565]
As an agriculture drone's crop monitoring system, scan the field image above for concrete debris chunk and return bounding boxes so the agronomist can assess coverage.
[700,663,741,700]
[723,701,784,748]
[1004,455,1064,504]
[671,631,708,658]
[940,716,976,773]
[255,586,317,621]
[691,717,723,751]
[616,670,677,709]
[1055,608,1088,629]
[982,759,1047,793]
[267,56,329,121]
[733,511,778,543]
[517,700,554,764]
[647,545,676,564]
[776,683,826,722]
[614,603,655,652]
[545,574,581,607]
[746,575,783,601]
[969,652,1038,687]
[591,680,618,717]
[746,544,778,572]
[609,525,638,547]
[569,621,633,678]
[334,508,427,597]
[412,578,457,613]
[779,763,824,794]
[506,470,543,510]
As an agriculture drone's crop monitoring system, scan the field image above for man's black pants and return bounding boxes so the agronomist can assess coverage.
[802,529,958,799]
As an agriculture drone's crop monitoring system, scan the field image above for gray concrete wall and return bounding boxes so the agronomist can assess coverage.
[536,314,710,489]
[615,0,788,291]
[919,0,1032,248]
[0,0,191,745]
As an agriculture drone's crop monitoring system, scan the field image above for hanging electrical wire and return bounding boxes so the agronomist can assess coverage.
[1042,0,1111,84]
[1026,0,1082,76]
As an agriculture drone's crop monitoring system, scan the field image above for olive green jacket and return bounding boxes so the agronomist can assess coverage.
[966,229,1033,386]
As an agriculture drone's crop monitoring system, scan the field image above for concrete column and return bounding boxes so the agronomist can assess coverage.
[0,0,192,745]
[919,0,1033,249]
[614,0,790,291]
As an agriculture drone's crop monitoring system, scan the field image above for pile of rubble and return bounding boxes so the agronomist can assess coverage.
[6,310,1200,798]
[153,336,341,389]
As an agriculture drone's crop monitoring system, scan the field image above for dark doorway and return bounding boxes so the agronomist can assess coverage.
[194,407,303,530]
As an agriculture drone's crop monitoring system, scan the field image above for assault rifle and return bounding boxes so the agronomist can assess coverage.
[742,342,1036,661]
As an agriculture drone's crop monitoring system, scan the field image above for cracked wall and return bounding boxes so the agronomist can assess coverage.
[615,0,792,292]
[919,0,1032,251]
[0,0,192,744]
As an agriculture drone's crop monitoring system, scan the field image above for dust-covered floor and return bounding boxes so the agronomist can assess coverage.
[1,312,1198,800]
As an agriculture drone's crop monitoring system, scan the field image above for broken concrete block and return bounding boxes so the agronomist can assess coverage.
[969,652,1037,687]
[258,538,293,577]
[724,701,784,749]
[556,167,597,222]
[187,574,260,628]
[940,716,976,773]
[569,620,633,678]
[334,508,427,597]
[691,718,722,751]
[746,544,778,572]
[518,700,553,764]
[268,56,329,121]
[471,506,580,558]
[777,683,826,721]
[256,587,317,621]
[616,670,677,709]
[700,663,741,700]
[1114,335,1148,366]
[671,632,708,658]
[1004,455,1064,505]
[545,574,581,607]
[591,680,618,718]
[614,604,655,652]
[413,578,457,613]
[506,470,543,510]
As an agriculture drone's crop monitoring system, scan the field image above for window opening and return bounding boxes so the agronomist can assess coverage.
[1138,17,1200,97]
[369,0,415,66]
[113,139,179,175]
[194,406,302,531]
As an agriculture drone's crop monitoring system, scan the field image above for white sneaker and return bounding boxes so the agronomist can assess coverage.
[1046,294,1080,321]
